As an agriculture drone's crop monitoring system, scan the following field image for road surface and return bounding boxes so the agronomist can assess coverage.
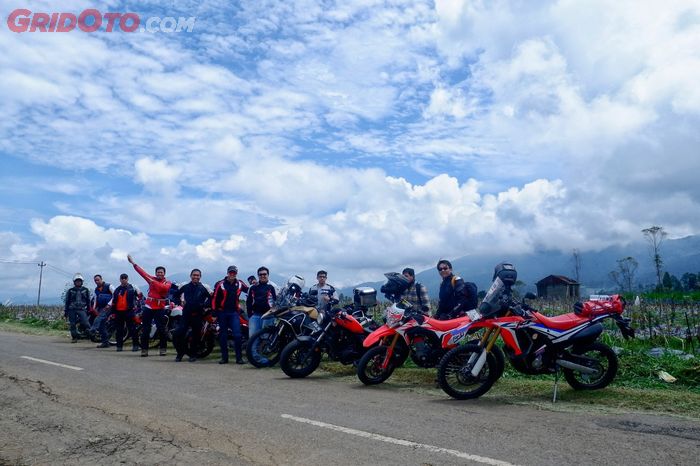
[0,330,698,465]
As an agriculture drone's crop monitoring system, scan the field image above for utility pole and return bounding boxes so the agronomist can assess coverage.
[37,261,46,306]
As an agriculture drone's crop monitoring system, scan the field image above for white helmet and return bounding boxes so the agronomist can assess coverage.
[73,273,84,282]
[286,274,305,290]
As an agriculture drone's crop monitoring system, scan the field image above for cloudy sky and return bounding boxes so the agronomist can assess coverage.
[1,0,699,299]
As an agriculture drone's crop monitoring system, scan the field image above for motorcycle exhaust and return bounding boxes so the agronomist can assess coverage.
[555,359,598,374]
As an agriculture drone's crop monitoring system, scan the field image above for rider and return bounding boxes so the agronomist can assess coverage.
[308,270,338,310]
[91,274,115,348]
[173,268,212,362]
[400,267,431,314]
[64,273,91,342]
[435,259,478,320]
[128,254,171,357]
[246,266,277,337]
[212,265,249,364]
[109,273,141,352]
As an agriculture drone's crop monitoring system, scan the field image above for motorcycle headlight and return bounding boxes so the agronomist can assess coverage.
[386,307,404,327]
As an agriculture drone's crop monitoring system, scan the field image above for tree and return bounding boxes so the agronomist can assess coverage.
[680,272,698,291]
[662,271,673,290]
[642,225,667,289]
[609,256,638,293]
[571,248,581,283]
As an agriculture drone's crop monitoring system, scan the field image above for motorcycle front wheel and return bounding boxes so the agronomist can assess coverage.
[280,340,321,378]
[437,343,500,400]
[563,342,618,390]
[356,345,397,385]
[193,332,216,358]
[247,326,288,368]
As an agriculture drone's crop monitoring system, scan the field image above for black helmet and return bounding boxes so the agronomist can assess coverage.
[493,262,517,287]
[380,272,410,300]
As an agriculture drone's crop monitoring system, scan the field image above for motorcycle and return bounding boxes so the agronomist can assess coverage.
[279,298,378,378]
[179,309,249,359]
[356,273,480,385]
[436,263,635,400]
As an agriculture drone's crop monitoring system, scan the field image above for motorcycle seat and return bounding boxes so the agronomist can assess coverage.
[425,316,470,331]
[531,311,589,330]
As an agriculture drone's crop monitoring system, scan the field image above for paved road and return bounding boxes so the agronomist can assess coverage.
[1,330,698,465]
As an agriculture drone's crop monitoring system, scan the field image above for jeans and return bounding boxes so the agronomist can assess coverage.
[91,306,112,343]
[217,312,242,361]
[140,307,167,350]
[113,311,136,349]
[67,308,90,339]
[249,314,274,338]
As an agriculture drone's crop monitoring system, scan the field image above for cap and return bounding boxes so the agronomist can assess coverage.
[227,265,238,273]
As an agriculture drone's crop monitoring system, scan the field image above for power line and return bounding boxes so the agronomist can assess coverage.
[0,258,37,265]
[46,264,73,278]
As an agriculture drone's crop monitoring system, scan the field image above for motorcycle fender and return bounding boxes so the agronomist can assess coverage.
[568,323,603,349]
[362,324,396,348]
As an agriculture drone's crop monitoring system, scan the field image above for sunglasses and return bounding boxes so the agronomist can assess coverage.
[438,267,450,271]
[258,272,268,276]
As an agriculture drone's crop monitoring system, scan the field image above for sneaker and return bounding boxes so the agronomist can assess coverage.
[218,359,228,365]
[188,356,197,363]
[175,355,183,362]
[159,348,167,356]
[116,347,123,352]
[235,358,246,365]
[96,342,110,348]
[71,338,78,343]
[132,345,140,352]
[141,349,149,357]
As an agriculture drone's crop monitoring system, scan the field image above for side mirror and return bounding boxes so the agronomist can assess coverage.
[524,292,537,300]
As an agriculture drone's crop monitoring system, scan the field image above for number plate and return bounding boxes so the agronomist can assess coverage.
[466,310,482,321]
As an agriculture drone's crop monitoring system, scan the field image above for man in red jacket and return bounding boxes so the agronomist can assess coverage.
[128,254,171,357]
[212,265,249,364]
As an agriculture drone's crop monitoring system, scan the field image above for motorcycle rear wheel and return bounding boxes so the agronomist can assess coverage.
[437,343,499,400]
[357,345,397,385]
[192,333,215,358]
[563,342,618,390]
[247,327,288,368]
[280,340,321,378]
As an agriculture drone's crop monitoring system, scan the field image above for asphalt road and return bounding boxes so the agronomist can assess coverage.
[1,330,698,465]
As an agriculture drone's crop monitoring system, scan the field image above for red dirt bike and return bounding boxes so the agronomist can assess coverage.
[279,300,377,378]
[437,263,634,400]
[184,310,249,359]
[356,273,484,385]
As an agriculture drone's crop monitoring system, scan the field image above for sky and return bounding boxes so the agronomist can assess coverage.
[1,0,699,300]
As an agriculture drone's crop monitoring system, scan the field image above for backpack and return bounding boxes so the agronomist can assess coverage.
[452,276,478,310]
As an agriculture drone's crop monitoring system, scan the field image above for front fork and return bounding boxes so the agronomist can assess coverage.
[380,333,400,369]
[469,327,501,376]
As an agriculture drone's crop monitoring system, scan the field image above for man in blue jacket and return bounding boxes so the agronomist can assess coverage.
[91,274,114,348]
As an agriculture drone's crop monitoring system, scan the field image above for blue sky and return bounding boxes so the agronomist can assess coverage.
[1,0,699,299]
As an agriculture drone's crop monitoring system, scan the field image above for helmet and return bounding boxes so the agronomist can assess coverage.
[286,274,305,290]
[73,273,84,282]
[492,263,517,287]
[380,272,410,301]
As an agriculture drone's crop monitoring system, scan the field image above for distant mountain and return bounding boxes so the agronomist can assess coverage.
[339,235,700,300]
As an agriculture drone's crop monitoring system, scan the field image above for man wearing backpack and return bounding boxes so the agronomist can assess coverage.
[109,273,141,352]
[400,267,431,314]
[435,259,478,320]
[64,273,91,342]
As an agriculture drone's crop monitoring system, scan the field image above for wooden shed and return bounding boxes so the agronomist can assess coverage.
[536,275,580,299]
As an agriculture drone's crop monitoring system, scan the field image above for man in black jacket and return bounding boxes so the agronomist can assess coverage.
[435,260,478,320]
[246,266,277,337]
[64,273,91,342]
[173,269,212,362]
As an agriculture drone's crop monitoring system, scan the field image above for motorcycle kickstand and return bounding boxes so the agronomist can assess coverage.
[552,366,560,404]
